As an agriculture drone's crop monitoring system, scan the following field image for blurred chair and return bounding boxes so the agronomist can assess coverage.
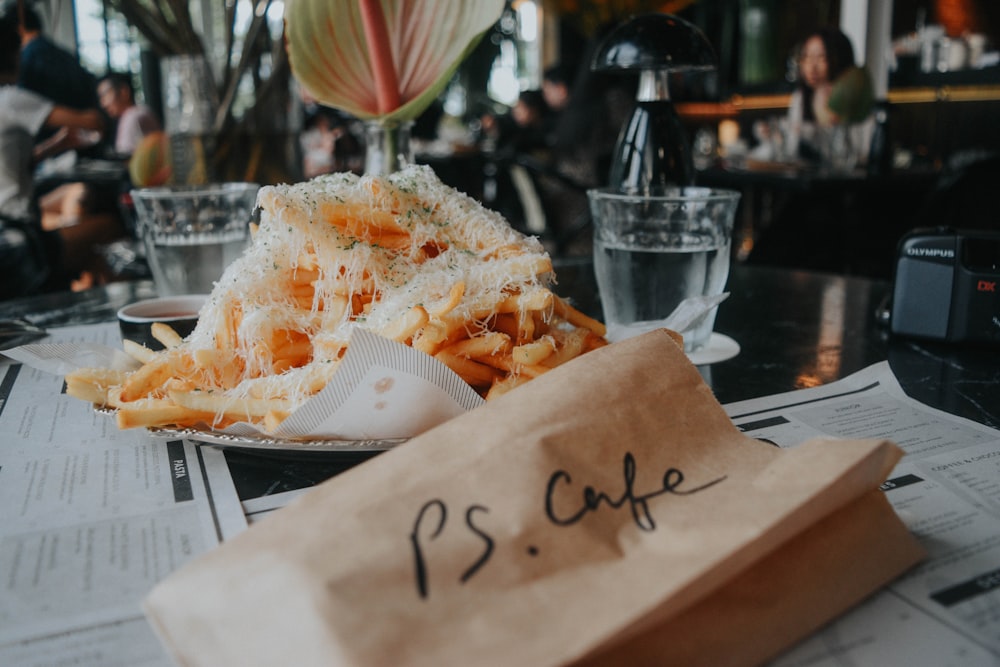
[481,150,592,257]
[915,149,1000,232]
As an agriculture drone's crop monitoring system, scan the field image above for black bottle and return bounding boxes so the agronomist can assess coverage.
[609,70,694,193]
[867,100,892,177]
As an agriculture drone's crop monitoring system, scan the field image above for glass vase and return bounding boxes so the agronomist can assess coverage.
[819,124,857,173]
[363,120,414,176]
[161,54,217,184]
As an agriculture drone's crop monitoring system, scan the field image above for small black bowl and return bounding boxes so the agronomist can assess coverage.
[117,295,208,350]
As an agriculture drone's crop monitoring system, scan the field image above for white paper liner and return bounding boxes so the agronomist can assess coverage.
[5,329,485,442]
[4,342,140,374]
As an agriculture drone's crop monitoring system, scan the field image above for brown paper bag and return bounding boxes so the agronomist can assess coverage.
[144,329,924,667]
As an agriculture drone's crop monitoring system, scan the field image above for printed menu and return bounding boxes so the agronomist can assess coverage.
[3,321,999,665]
[724,362,1000,666]
[0,323,247,667]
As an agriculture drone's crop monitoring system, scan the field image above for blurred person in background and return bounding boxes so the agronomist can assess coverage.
[787,26,872,167]
[508,89,551,157]
[297,83,364,178]
[9,3,123,286]
[97,72,161,157]
[748,27,876,273]
[541,63,572,115]
[299,107,341,179]
[34,73,147,285]
[0,10,105,298]
[42,71,163,281]
[299,106,364,178]
[15,3,102,148]
[479,89,551,158]
[540,63,572,148]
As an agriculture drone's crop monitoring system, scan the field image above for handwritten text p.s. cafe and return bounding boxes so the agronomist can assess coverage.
[409,452,727,599]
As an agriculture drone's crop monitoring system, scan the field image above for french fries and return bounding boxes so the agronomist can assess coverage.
[64,166,608,434]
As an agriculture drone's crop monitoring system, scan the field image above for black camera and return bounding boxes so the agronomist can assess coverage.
[890,227,1000,343]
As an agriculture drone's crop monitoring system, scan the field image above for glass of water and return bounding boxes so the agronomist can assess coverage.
[587,187,741,351]
[131,183,260,296]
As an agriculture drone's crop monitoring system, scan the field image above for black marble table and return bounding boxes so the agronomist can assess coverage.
[714,264,999,429]
[555,257,999,430]
[2,262,998,500]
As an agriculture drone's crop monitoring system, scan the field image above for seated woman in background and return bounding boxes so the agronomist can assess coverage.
[747,27,876,274]
[787,26,873,169]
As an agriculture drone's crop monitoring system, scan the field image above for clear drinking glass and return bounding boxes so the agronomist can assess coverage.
[588,187,741,351]
[131,182,260,296]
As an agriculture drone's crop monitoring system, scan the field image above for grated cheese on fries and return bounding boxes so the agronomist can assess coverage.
[66,165,607,434]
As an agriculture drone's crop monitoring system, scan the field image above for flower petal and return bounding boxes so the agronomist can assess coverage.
[286,0,504,121]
